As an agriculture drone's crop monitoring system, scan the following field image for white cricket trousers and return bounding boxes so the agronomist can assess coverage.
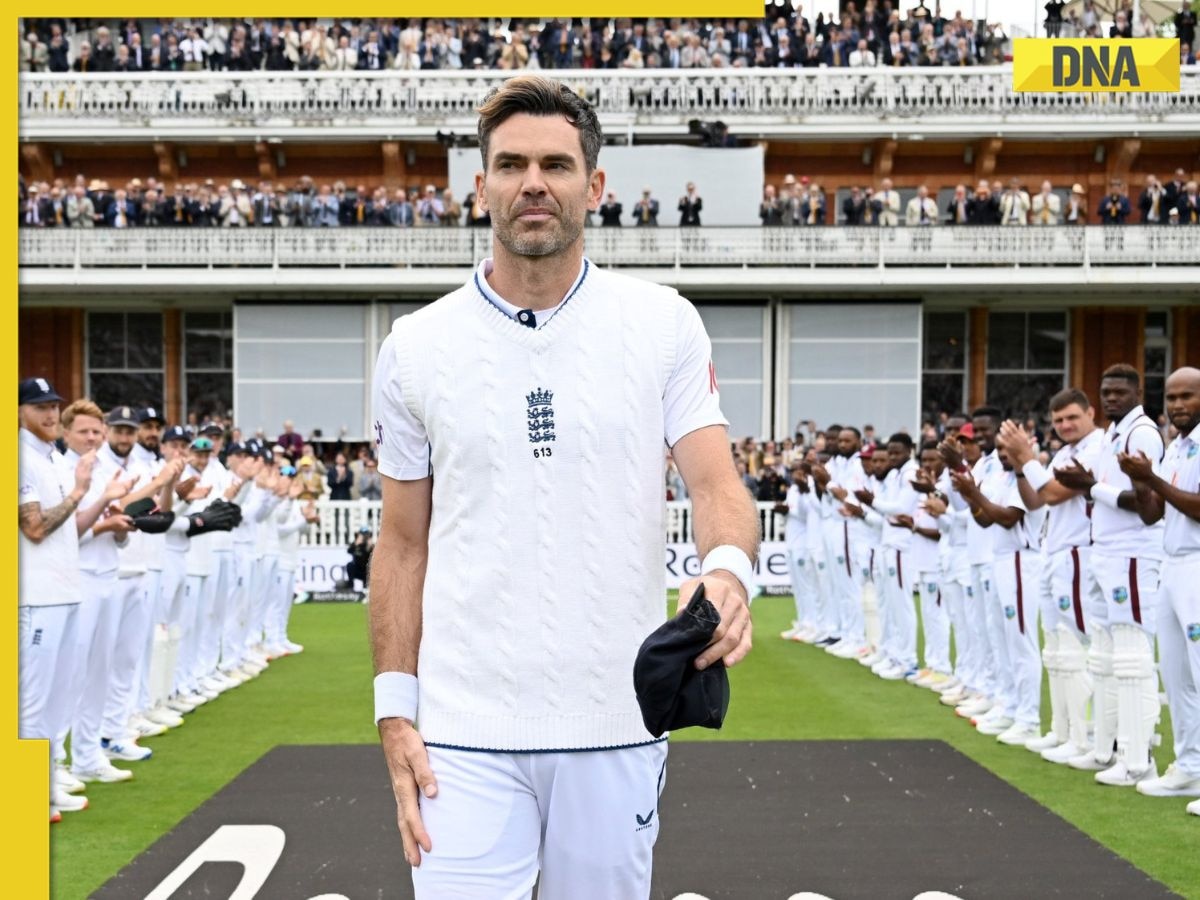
[226,545,256,666]
[197,549,234,676]
[916,570,952,675]
[103,572,154,738]
[268,566,297,647]
[993,550,1043,728]
[19,603,80,797]
[1159,552,1200,779]
[786,542,817,628]
[880,547,917,670]
[967,562,1000,701]
[412,741,668,900]
[68,570,123,772]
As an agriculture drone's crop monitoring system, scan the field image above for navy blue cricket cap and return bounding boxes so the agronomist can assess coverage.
[106,406,139,428]
[226,441,253,456]
[19,377,63,405]
[200,422,224,436]
[138,406,166,425]
[162,425,190,444]
[632,584,730,738]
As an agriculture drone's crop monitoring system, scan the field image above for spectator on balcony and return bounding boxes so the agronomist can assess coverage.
[327,452,354,501]
[758,184,783,226]
[227,32,255,71]
[92,26,116,71]
[946,183,970,225]
[883,31,910,66]
[633,187,659,225]
[498,30,531,69]
[598,191,623,226]
[1099,181,1131,225]
[331,34,358,70]
[1065,183,1087,225]
[87,179,112,225]
[416,184,444,226]
[112,44,138,73]
[432,188,459,226]
[65,183,95,228]
[205,21,229,71]
[393,31,420,69]
[296,456,326,500]
[21,31,49,72]
[71,41,95,72]
[356,455,383,501]
[284,176,315,227]
[779,176,803,226]
[708,27,732,60]
[347,184,371,225]
[1179,182,1200,225]
[801,182,826,225]
[1109,10,1133,39]
[366,187,390,225]
[682,33,711,68]
[180,26,209,71]
[462,189,490,227]
[1044,0,1066,36]
[824,29,852,66]
[1181,42,1197,66]
[999,178,1031,226]
[1030,181,1061,225]
[849,38,877,66]
[731,20,755,63]
[253,182,281,226]
[875,178,900,226]
[20,185,52,228]
[219,180,253,227]
[1178,2,1198,48]
[358,30,386,70]
[678,182,703,226]
[1139,175,1168,225]
[128,33,150,70]
[161,183,187,225]
[276,421,303,457]
[312,184,340,227]
[46,28,69,72]
[139,189,164,226]
[842,186,868,225]
[387,188,415,227]
[105,188,139,228]
[165,32,186,71]
[967,181,1000,225]
[906,184,939,225]
[1165,167,1189,209]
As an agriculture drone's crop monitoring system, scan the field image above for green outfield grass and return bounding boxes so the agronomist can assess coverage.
[52,597,1200,899]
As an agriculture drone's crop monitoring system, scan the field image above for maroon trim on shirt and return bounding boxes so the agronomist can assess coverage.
[1070,547,1085,634]
[1129,558,1142,624]
[1015,551,1025,635]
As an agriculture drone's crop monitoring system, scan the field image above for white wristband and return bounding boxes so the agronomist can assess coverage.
[1022,459,1053,492]
[374,672,418,725]
[1091,482,1122,510]
[700,544,756,601]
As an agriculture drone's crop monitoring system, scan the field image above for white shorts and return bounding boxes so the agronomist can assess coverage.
[413,741,668,900]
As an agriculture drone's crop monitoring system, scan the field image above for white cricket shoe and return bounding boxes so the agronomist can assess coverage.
[102,737,152,762]
[283,640,304,654]
[955,696,992,718]
[1096,759,1158,787]
[1041,741,1086,764]
[54,765,86,794]
[1024,731,1063,753]
[1136,763,1200,797]
[939,686,969,707]
[780,623,801,640]
[129,714,169,738]
[879,664,913,681]
[976,714,1015,736]
[830,641,863,659]
[997,723,1041,746]
[1187,798,1200,816]
[51,789,88,812]
[73,762,133,783]
[199,676,230,695]
[146,706,185,728]
[1067,750,1115,771]
[860,650,885,668]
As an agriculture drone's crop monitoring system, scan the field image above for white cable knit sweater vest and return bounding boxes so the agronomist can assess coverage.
[389,266,679,751]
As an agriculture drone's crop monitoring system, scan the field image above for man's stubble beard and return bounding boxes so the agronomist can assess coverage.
[494,212,583,259]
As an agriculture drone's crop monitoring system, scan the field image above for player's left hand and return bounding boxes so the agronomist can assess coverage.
[677,572,752,671]
[1117,450,1154,482]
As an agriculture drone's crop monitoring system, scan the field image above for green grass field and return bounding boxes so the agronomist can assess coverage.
[52,597,1200,899]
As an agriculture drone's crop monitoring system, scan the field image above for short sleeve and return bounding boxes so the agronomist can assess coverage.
[663,299,728,448]
[999,476,1027,512]
[18,458,40,506]
[1125,423,1165,464]
[372,330,432,481]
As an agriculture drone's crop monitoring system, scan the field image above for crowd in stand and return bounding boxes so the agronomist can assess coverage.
[19,168,1200,229]
[19,9,1197,75]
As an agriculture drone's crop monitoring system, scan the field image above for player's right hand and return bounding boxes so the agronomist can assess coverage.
[379,717,437,868]
[74,449,97,494]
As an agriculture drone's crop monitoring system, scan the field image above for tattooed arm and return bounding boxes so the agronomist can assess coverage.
[18,449,95,544]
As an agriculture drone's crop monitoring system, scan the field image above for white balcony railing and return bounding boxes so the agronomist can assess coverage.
[18,68,1200,138]
[300,499,786,548]
[17,225,1200,272]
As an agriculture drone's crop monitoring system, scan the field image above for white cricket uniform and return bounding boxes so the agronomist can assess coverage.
[988,470,1047,728]
[1155,423,1200,779]
[871,458,920,671]
[803,480,836,638]
[130,444,168,715]
[910,499,950,676]
[784,482,816,630]
[272,500,310,647]
[18,428,83,794]
[823,453,870,647]
[180,462,218,696]
[936,476,972,686]
[256,491,285,652]
[198,455,235,677]
[225,478,259,669]
[373,258,726,898]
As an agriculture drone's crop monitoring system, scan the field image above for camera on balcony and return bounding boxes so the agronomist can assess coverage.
[688,119,736,148]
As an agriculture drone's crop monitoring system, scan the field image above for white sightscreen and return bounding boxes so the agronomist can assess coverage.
[449,145,765,226]
[784,303,921,439]
[697,305,767,441]
[234,303,370,441]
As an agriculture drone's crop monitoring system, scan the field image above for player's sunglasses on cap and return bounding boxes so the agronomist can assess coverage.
[632,583,730,738]
[190,437,214,451]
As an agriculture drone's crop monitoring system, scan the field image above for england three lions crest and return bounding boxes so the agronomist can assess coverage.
[527,387,556,444]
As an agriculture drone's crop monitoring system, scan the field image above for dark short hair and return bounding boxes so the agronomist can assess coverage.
[839,426,861,439]
[887,432,914,450]
[919,439,940,453]
[1101,363,1140,390]
[1049,387,1093,413]
[477,75,603,173]
[971,406,1003,424]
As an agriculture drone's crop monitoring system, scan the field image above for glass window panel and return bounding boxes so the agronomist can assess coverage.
[922,373,965,422]
[986,312,1026,371]
[186,372,233,423]
[792,304,920,340]
[924,312,966,371]
[89,372,164,412]
[126,313,164,369]
[1143,377,1165,423]
[1027,312,1066,370]
[88,312,125,369]
[1145,311,1168,338]
[710,341,764,381]
[185,312,226,369]
[236,340,366,380]
[791,340,919,381]
[986,373,1065,421]
[1144,345,1167,375]
[698,305,766,340]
